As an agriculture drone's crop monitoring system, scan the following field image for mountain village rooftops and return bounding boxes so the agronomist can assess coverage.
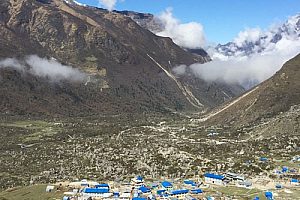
[139,186,151,193]
[183,180,197,186]
[204,173,225,180]
[190,188,203,194]
[132,197,147,200]
[161,181,173,188]
[83,188,110,193]
[170,189,189,195]
[95,183,109,188]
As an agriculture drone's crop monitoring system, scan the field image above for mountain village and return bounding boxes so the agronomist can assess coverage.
[45,160,300,200]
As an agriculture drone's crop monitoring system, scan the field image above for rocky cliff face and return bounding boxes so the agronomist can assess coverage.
[0,0,243,117]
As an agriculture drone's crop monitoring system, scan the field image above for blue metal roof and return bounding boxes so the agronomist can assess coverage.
[190,189,203,194]
[184,180,194,185]
[204,173,225,180]
[83,188,109,193]
[132,198,147,200]
[113,192,120,196]
[95,183,109,188]
[184,180,197,186]
[170,189,189,195]
[139,186,151,193]
[291,179,299,182]
[265,191,273,199]
[161,181,173,188]
[137,176,143,181]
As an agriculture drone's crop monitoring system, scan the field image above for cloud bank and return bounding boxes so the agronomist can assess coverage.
[178,14,300,89]
[155,8,206,49]
[0,55,87,82]
[98,0,123,11]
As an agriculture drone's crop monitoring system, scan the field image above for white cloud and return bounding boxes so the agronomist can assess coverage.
[187,39,300,88]
[0,55,87,82]
[155,8,206,49]
[98,0,123,11]
[233,28,262,47]
[184,14,300,89]
[172,64,187,76]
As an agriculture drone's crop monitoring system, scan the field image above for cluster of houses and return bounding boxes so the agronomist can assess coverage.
[58,172,250,200]
[55,170,299,200]
[60,176,205,200]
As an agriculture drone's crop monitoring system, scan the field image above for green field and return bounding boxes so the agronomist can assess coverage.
[0,185,63,200]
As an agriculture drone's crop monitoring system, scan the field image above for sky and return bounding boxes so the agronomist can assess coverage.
[76,0,300,44]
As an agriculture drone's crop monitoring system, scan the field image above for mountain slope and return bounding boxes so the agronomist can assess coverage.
[0,0,243,117]
[200,53,300,128]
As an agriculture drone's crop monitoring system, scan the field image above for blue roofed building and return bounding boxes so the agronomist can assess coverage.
[169,189,189,198]
[82,187,112,199]
[132,197,147,200]
[260,157,268,162]
[282,166,289,173]
[184,180,197,187]
[204,173,225,185]
[139,186,151,194]
[265,191,273,200]
[131,176,145,188]
[161,181,173,190]
[190,188,203,194]
[95,183,110,190]
[291,179,299,185]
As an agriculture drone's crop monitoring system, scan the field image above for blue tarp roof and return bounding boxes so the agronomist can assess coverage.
[190,189,203,194]
[184,180,194,184]
[83,188,109,193]
[184,180,197,186]
[132,198,147,200]
[291,179,299,182]
[170,189,189,195]
[161,181,173,188]
[137,176,143,181]
[95,183,109,188]
[265,191,273,198]
[139,186,151,193]
[282,166,288,172]
[253,197,260,200]
[260,157,268,161]
[204,173,225,180]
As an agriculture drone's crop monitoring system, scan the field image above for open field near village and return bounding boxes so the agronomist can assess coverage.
[0,113,299,199]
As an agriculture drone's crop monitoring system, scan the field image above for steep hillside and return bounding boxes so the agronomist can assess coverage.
[0,0,243,117]
[200,53,300,129]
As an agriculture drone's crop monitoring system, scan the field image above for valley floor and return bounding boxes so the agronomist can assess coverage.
[0,111,299,199]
